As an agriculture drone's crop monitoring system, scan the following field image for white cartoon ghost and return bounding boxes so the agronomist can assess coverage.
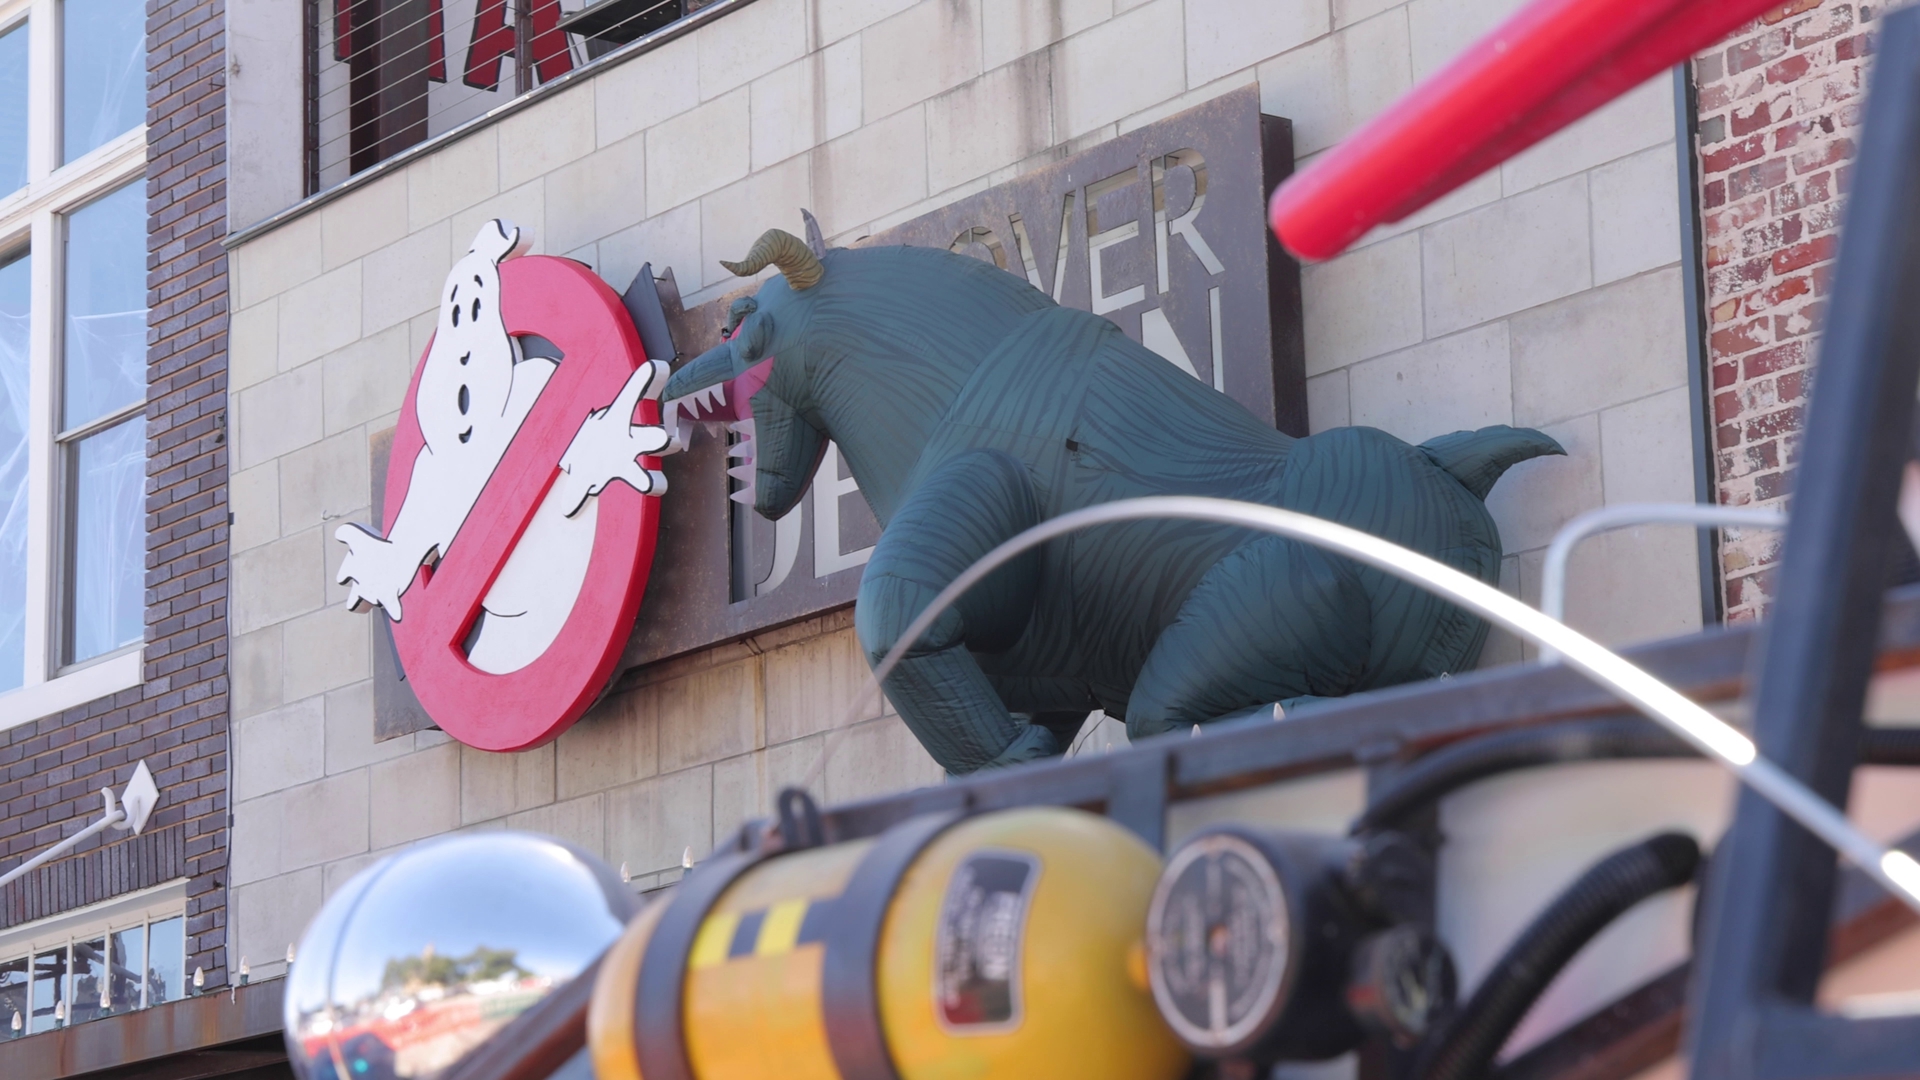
[334,220,672,648]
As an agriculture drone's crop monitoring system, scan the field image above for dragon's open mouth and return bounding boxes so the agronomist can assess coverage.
[662,356,775,505]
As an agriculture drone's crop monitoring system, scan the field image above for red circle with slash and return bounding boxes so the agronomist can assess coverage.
[383,256,660,751]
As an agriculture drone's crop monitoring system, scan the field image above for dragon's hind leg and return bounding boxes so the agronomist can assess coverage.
[855,449,1051,775]
[1126,534,1372,740]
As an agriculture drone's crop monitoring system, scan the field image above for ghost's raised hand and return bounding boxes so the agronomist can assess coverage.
[557,359,675,518]
[335,522,416,621]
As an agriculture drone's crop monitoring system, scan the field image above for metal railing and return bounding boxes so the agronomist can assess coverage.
[1539,503,1789,662]
[835,496,1920,913]
[303,0,691,193]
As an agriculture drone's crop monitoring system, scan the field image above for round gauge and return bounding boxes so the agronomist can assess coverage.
[1145,832,1292,1053]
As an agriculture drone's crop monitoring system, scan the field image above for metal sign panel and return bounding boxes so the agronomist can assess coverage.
[615,86,1300,675]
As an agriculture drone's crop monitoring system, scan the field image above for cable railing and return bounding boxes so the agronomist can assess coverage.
[304,0,693,193]
[1537,502,1788,662]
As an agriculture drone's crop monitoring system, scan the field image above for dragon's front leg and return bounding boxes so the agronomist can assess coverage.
[854,449,1049,775]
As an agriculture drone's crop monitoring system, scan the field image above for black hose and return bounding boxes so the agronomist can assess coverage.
[1353,718,1920,834]
[1865,723,1920,764]
[1416,832,1700,1080]
[1353,719,1692,834]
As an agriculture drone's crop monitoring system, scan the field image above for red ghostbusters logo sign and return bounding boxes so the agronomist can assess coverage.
[334,221,674,751]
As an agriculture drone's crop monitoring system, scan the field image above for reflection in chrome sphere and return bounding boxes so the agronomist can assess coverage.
[282,832,636,1080]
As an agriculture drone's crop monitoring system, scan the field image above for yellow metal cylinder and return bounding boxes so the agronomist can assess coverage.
[588,806,1187,1080]
[877,807,1188,1080]
[682,837,875,1080]
[589,892,669,1080]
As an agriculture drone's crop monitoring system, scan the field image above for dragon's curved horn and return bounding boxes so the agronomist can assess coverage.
[720,229,825,290]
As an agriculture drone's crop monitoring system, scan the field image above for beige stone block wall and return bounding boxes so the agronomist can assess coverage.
[224,0,1702,973]
[1295,38,1699,662]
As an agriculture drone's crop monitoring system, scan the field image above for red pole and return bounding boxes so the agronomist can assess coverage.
[1270,0,1792,262]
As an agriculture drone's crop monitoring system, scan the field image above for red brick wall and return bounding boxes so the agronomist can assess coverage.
[0,0,229,987]
[1696,0,1875,621]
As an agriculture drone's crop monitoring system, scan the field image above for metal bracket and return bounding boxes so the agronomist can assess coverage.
[1107,745,1172,851]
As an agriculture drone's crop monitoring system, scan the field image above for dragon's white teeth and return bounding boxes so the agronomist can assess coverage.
[728,422,757,502]
[727,419,757,465]
[711,383,727,406]
[671,387,716,420]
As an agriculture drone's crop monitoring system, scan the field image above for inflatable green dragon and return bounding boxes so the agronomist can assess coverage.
[665,221,1562,775]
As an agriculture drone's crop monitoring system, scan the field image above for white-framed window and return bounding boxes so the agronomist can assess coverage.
[0,879,188,1037]
[0,0,149,732]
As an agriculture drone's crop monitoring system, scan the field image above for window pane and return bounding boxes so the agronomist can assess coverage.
[146,916,184,1007]
[1,956,26,1038]
[29,947,65,1033]
[61,0,143,163]
[109,925,144,1012]
[63,182,145,430]
[68,937,105,1024]
[0,251,26,692]
[67,416,142,663]
[0,21,25,193]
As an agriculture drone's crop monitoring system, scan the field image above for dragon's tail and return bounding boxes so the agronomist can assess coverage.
[1418,425,1565,500]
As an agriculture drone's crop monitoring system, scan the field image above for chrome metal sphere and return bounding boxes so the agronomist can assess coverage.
[283,832,636,1080]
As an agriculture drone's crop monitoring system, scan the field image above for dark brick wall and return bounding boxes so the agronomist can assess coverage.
[1,824,187,927]
[0,0,229,985]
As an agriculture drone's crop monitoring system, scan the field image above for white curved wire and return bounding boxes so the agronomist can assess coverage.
[1539,503,1788,662]
[800,495,1920,915]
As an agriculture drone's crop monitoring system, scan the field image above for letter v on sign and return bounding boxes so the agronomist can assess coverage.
[384,257,660,751]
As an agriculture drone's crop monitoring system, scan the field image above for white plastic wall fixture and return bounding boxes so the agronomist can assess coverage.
[0,759,162,889]
[120,759,158,835]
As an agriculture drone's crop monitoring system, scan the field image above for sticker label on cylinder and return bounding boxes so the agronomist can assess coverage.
[935,850,1040,1033]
